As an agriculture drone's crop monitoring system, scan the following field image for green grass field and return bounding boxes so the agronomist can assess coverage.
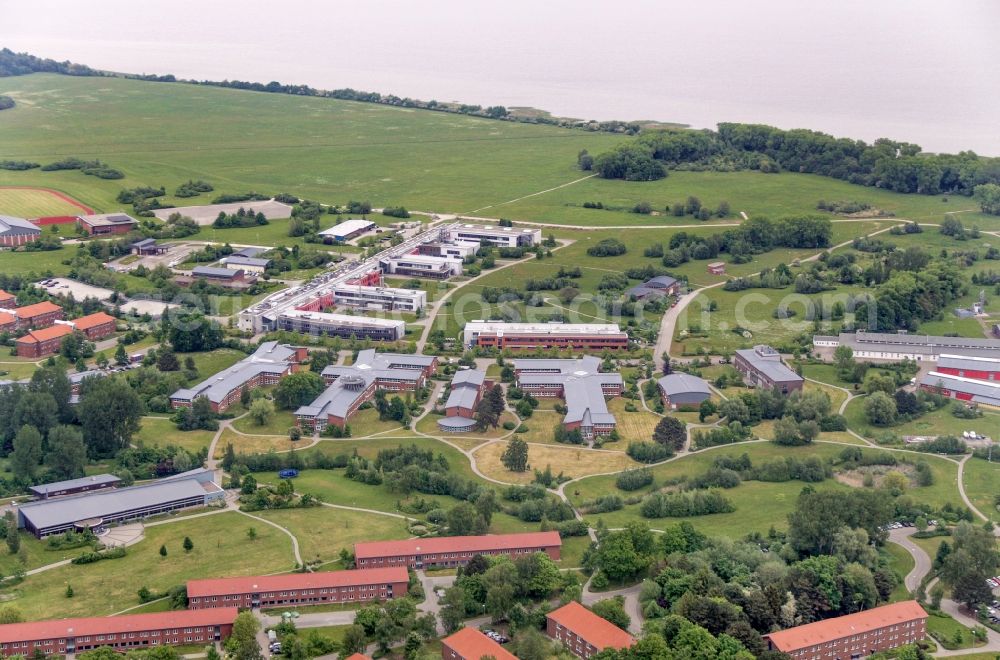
[962,456,1000,523]
[231,409,298,436]
[134,416,216,454]
[883,543,916,601]
[843,397,999,440]
[255,506,412,564]
[0,187,90,218]
[0,512,292,619]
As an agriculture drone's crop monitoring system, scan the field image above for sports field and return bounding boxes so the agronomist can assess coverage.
[0,186,92,218]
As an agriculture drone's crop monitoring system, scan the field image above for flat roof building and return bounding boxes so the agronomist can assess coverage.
[514,357,623,439]
[28,474,120,500]
[332,284,426,312]
[441,628,517,660]
[355,531,562,569]
[277,309,405,342]
[17,468,223,537]
[734,345,803,394]
[318,219,376,241]
[547,601,635,659]
[296,349,436,431]
[463,321,628,351]
[0,215,41,247]
[763,601,927,659]
[814,331,1000,361]
[657,373,711,409]
[222,255,272,273]
[444,224,541,248]
[379,253,462,279]
[76,213,137,236]
[0,608,238,657]
[187,567,409,609]
[171,342,305,412]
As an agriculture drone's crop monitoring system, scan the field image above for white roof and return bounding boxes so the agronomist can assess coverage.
[319,219,376,237]
[280,309,404,330]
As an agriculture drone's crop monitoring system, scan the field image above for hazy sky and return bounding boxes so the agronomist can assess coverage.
[3,0,999,153]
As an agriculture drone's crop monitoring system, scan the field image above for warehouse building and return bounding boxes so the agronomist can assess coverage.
[318,219,376,242]
[813,331,1000,361]
[934,354,1000,381]
[276,309,405,341]
[657,373,711,410]
[171,342,306,412]
[463,321,629,351]
[625,275,680,300]
[439,369,490,432]
[0,608,237,657]
[17,469,224,538]
[176,266,257,290]
[734,345,803,393]
[441,628,516,660]
[763,600,927,658]
[0,215,41,247]
[444,224,541,248]
[76,213,138,236]
[221,255,272,274]
[187,567,408,609]
[416,242,476,260]
[919,372,1000,407]
[295,350,436,431]
[28,474,121,500]
[547,601,636,659]
[514,357,623,439]
[355,531,561,569]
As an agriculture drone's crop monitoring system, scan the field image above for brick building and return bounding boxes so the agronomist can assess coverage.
[187,567,408,610]
[76,213,138,236]
[0,312,15,335]
[0,608,237,657]
[463,321,629,351]
[546,602,636,659]
[12,301,63,330]
[0,215,41,247]
[438,370,490,433]
[441,628,516,660]
[0,291,15,310]
[763,600,927,659]
[355,531,562,569]
[171,342,306,412]
[513,357,623,440]
[16,325,73,358]
[734,345,804,393]
[71,312,117,340]
[295,350,437,431]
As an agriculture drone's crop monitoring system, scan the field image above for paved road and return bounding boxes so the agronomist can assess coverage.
[581,581,644,636]
[888,527,1000,656]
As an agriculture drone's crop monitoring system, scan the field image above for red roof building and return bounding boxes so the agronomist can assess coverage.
[441,628,517,660]
[0,608,238,657]
[186,567,409,609]
[344,655,372,660]
[0,312,15,334]
[71,312,117,340]
[0,291,14,310]
[355,531,562,569]
[763,600,927,659]
[12,301,63,330]
[16,324,73,358]
[546,601,636,658]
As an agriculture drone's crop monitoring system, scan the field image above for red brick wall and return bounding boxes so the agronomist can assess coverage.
[188,580,407,610]
[81,320,116,340]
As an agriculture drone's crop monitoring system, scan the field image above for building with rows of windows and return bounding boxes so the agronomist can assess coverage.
[355,531,562,569]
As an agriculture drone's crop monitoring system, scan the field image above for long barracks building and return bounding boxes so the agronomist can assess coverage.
[187,567,409,609]
[0,608,237,657]
[463,321,628,351]
[354,531,561,569]
[276,309,405,342]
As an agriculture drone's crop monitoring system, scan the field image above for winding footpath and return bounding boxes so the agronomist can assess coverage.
[888,527,1000,656]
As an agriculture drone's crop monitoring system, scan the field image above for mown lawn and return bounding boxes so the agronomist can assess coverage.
[962,456,1000,523]
[214,429,302,458]
[231,409,298,436]
[883,543,916,601]
[607,397,661,442]
[185,348,248,379]
[135,416,215,454]
[255,506,412,564]
[472,441,638,484]
[844,398,998,440]
[0,187,90,217]
[0,512,292,619]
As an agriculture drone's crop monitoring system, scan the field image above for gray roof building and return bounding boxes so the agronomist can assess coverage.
[171,342,300,406]
[451,369,486,388]
[233,246,267,258]
[658,373,712,407]
[18,469,222,537]
[224,255,272,269]
[0,215,41,237]
[444,369,486,412]
[514,356,622,437]
[734,345,804,392]
[815,332,1000,360]
[28,474,121,499]
[920,371,1000,407]
[192,266,242,279]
